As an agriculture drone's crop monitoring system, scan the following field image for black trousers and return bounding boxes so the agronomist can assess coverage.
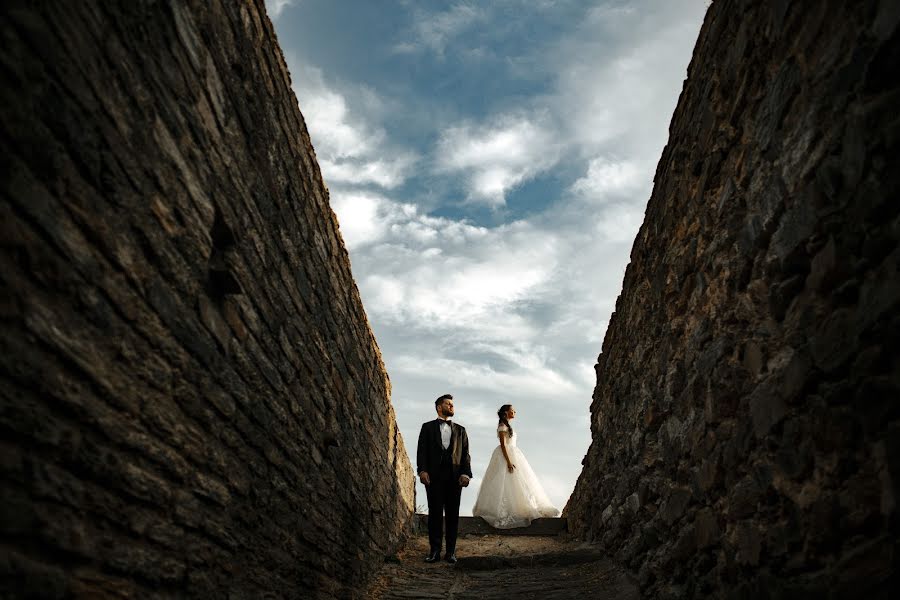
[425,465,462,554]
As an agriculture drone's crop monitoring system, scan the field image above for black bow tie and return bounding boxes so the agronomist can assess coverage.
[440,420,452,426]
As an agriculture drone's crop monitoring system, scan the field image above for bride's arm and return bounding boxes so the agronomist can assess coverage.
[499,431,515,472]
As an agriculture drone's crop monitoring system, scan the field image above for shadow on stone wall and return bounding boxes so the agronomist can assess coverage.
[566,0,899,597]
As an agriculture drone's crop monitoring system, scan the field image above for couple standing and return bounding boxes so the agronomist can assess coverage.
[416,394,559,564]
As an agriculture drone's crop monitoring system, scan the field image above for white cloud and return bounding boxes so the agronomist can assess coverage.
[552,6,702,159]
[395,3,485,56]
[265,0,296,20]
[570,157,644,199]
[593,201,646,243]
[331,193,558,330]
[435,113,560,205]
[288,61,378,160]
[320,154,416,189]
[329,191,393,249]
[285,57,418,189]
[393,356,579,401]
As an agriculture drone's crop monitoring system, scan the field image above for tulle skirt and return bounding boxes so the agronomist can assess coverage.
[472,444,559,528]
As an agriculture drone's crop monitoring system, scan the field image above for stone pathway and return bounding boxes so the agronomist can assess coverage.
[367,533,639,599]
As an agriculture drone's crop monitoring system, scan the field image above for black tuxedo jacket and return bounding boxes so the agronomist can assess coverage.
[416,419,473,480]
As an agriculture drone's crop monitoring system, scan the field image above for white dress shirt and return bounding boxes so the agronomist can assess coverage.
[439,418,452,449]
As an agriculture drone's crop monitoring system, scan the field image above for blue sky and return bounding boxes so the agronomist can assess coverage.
[266,0,708,515]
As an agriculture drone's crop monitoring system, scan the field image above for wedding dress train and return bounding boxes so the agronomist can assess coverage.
[472,424,559,529]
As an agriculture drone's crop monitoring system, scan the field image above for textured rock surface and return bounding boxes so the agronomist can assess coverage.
[0,1,414,598]
[566,0,899,597]
[368,534,639,600]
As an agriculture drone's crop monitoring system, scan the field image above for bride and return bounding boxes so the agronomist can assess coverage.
[472,404,559,528]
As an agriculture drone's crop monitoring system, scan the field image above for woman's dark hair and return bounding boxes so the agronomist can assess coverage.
[497,404,513,437]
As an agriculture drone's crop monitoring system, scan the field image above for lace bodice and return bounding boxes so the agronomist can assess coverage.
[497,425,517,447]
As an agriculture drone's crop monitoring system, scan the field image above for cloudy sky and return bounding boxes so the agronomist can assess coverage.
[265,0,708,515]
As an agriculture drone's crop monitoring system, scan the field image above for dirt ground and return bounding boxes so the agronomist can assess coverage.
[367,533,639,599]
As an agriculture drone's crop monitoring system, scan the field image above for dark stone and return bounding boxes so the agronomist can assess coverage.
[742,341,765,376]
[671,522,697,561]
[806,236,839,292]
[544,0,900,596]
[693,455,721,494]
[728,477,762,520]
[625,492,641,515]
[695,508,721,549]
[732,521,763,566]
[695,337,728,376]
[640,520,664,550]
[739,215,765,253]
[815,155,844,202]
[776,418,814,480]
[769,200,817,272]
[1,551,68,600]
[810,308,857,372]
[661,487,693,525]
[779,348,813,404]
[807,493,841,552]
[839,471,883,535]
[749,381,788,438]
[0,2,415,597]
[755,60,801,152]
[721,419,754,476]
[832,536,895,597]
[765,523,789,558]
[769,275,805,321]
[880,422,900,516]
[852,377,900,434]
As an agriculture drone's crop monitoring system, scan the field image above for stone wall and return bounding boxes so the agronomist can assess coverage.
[0,1,414,598]
[566,0,899,597]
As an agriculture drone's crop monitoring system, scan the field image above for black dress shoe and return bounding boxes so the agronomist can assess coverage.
[445,553,457,564]
[424,550,441,563]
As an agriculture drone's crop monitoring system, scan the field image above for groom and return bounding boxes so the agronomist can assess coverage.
[416,394,472,564]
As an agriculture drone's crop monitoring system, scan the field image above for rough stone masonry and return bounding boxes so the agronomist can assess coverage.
[566,0,899,597]
[0,1,414,598]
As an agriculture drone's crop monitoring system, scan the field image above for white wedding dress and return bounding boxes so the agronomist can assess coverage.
[472,424,559,528]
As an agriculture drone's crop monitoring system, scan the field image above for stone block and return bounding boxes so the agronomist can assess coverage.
[694,508,721,549]
[671,522,697,561]
[832,535,895,597]
[625,492,641,515]
[660,487,693,525]
[728,477,762,520]
[806,236,839,292]
[601,503,615,524]
[810,308,858,372]
[0,551,68,600]
[776,420,814,480]
[741,340,765,377]
[749,382,787,438]
[731,521,763,566]
[768,274,805,321]
[691,464,712,498]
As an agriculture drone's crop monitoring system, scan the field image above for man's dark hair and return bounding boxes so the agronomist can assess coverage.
[435,394,453,407]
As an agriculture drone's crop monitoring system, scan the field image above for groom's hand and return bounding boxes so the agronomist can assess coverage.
[419,471,430,485]
[459,475,470,487]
